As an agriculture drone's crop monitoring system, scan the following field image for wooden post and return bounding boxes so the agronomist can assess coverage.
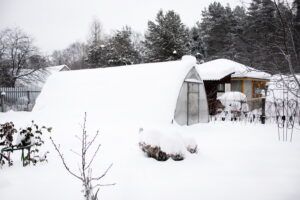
[1,91,5,112]
[261,97,266,124]
[187,83,190,126]
[27,90,31,111]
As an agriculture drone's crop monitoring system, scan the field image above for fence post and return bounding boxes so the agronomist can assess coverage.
[27,90,31,111]
[1,91,6,112]
[261,97,266,124]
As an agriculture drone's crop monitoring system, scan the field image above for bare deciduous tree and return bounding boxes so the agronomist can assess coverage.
[50,113,114,200]
[51,42,88,70]
[88,19,103,45]
[0,27,47,87]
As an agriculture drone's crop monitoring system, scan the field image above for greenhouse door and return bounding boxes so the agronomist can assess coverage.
[187,82,199,125]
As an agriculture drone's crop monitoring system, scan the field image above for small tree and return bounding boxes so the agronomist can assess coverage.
[50,113,114,200]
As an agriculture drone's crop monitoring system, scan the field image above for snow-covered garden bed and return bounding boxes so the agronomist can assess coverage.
[1,111,300,200]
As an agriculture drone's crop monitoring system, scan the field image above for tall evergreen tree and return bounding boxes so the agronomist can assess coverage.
[293,0,300,57]
[106,26,141,66]
[189,26,205,60]
[199,2,236,59]
[144,10,190,62]
[86,19,106,68]
[225,5,248,62]
[244,0,291,72]
[87,26,141,68]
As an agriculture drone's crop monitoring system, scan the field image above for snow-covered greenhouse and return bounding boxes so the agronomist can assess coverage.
[33,56,209,126]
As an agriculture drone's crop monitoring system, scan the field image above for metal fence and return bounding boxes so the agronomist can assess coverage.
[0,87,41,112]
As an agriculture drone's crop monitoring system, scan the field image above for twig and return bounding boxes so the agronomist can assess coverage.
[86,144,101,170]
[50,137,82,181]
[92,163,113,181]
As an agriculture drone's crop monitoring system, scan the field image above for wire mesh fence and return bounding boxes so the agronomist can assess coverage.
[213,97,300,128]
[0,87,41,112]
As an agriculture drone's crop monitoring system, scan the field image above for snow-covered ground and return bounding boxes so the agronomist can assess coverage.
[1,111,300,200]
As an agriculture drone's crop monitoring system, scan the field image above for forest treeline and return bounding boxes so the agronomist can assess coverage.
[1,0,300,87]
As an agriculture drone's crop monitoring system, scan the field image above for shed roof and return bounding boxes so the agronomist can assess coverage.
[196,59,235,81]
[33,56,200,126]
[196,59,271,81]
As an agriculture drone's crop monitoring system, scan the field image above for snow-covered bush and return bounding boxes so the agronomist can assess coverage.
[183,137,198,154]
[217,92,249,120]
[138,128,197,161]
[16,121,52,165]
[218,92,248,112]
[0,121,51,167]
[0,122,17,166]
[0,122,16,147]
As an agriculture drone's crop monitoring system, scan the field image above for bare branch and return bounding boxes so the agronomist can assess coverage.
[85,131,100,153]
[85,144,101,170]
[70,149,82,157]
[49,137,82,181]
[93,183,116,188]
[92,163,113,181]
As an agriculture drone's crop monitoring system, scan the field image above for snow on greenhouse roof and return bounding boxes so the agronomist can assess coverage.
[15,65,70,88]
[33,56,198,126]
[196,59,271,81]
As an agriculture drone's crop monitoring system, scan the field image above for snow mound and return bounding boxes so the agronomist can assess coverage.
[181,55,197,63]
[183,136,198,153]
[218,91,247,102]
[139,128,187,156]
[218,92,249,112]
[138,127,198,161]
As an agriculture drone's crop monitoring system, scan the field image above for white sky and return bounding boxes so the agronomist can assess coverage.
[0,0,246,53]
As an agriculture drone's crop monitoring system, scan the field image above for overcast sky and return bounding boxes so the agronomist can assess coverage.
[0,0,247,53]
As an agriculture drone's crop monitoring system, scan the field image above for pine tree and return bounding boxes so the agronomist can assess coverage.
[106,26,141,66]
[87,42,109,68]
[228,5,248,62]
[199,2,234,59]
[293,0,300,57]
[189,26,205,61]
[144,10,190,62]
[244,0,292,72]
[86,19,106,68]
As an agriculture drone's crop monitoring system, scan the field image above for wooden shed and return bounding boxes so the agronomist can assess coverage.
[196,59,235,115]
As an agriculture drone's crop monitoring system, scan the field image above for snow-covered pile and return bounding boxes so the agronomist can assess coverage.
[217,91,249,112]
[1,111,300,200]
[138,127,197,160]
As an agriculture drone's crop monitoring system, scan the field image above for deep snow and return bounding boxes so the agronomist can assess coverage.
[0,58,299,200]
[1,111,300,200]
